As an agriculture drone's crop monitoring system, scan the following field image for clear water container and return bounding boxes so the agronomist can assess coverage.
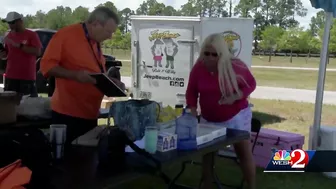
[175,108,197,150]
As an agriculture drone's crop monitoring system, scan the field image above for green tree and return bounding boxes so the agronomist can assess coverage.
[23,15,36,28]
[310,11,325,36]
[122,32,131,49]
[179,1,199,16]
[278,27,302,63]
[260,0,276,25]
[119,8,134,33]
[308,37,321,54]
[259,26,284,62]
[46,6,74,30]
[179,0,228,17]
[234,0,256,17]
[0,21,7,35]
[269,0,307,28]
[103,29,124,50]
[328,20,336,53]
[0,0,324,57]
[72,6,90,23]
[136,0,166,15]
[162,6,180,16]
[297,30,314,58]
[34,11,48,28]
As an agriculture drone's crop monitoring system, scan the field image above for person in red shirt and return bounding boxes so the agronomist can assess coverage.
[186,33,257,189]
[0,12,42,97]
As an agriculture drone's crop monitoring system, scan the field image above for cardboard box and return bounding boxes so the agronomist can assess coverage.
[157,132,177,152]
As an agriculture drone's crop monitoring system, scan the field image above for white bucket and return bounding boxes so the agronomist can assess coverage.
[309,126,336,178]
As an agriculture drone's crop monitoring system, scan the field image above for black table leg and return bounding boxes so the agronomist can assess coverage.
[198,152,224,189]
[210,152,224,189]
[167,152,224,189]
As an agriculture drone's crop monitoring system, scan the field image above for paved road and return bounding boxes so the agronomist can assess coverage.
[250,86,336,105]
[2,77,335,105]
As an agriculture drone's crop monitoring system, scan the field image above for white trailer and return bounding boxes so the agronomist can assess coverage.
[130,16,254,106]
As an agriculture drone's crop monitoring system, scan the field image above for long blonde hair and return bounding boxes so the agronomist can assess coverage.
[198,33,248,99]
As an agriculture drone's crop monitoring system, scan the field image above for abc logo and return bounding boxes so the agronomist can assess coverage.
[290,149,309,169]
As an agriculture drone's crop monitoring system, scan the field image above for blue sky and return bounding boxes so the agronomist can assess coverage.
[1,0,320,29]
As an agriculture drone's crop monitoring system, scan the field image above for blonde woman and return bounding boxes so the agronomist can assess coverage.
[186,33,256,189]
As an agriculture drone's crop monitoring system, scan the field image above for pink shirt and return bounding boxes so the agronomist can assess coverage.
[5,29,42,80]
[186,59,256,122]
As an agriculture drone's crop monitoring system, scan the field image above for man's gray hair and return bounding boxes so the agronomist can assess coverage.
[87,7,119,25]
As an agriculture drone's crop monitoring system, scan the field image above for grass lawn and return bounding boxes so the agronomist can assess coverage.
[252,68,336,91]
[108,49,336,90]
[119,60,336,91]
[98,99,336,189]
[103,48,131,61]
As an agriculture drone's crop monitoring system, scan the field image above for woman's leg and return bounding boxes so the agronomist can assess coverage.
[233,140,256,189]
[233,107,256,189]
[201,141,256,189]
[200,107,256,189]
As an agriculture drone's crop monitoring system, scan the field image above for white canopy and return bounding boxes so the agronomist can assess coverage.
[310,0,336,149]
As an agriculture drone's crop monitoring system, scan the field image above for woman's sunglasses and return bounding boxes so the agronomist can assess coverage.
[204,51,218,57]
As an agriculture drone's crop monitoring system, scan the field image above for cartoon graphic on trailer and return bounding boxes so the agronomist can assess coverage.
[149,29,180,69]
[151,39,164,67]
[222,31,242,57]
[163,38,178,69]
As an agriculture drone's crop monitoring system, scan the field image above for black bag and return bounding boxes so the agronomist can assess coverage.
[97,127,170,182]
[97,127,128,173]
[0,128,52,189]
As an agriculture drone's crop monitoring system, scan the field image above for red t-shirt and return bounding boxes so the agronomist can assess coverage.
[186,59,257,122]
[5,29,42,80]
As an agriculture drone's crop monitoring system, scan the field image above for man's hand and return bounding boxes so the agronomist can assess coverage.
[4,37,20,48]
[74,71,96,84]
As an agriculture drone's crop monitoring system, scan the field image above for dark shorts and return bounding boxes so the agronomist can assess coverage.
[166,55,174,61]
[51,111,97,146]
[4,77,38,97]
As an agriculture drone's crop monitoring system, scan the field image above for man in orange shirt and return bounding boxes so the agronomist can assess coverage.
[40,7,124,145]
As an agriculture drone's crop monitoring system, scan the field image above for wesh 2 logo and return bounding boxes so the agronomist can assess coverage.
[264,149,310,172]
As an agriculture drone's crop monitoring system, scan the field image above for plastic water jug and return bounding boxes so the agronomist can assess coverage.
[175,108,197,150]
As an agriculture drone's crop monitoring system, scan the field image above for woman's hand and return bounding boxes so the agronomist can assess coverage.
[190,107,198,117]
[219,94,240,105]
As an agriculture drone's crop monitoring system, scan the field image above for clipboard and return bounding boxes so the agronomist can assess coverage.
[90,73,127,97]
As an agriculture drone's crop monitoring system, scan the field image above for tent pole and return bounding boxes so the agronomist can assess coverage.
[312,12,333,150]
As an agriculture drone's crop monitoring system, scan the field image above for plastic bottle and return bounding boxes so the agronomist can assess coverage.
[175,108,198,150]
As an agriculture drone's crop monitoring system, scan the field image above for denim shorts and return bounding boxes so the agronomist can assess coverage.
[200,107,252,132]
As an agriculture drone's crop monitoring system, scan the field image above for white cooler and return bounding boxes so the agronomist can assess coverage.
[309,125,336,178]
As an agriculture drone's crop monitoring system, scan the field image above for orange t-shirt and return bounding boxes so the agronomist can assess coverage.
[40,23,106,119]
